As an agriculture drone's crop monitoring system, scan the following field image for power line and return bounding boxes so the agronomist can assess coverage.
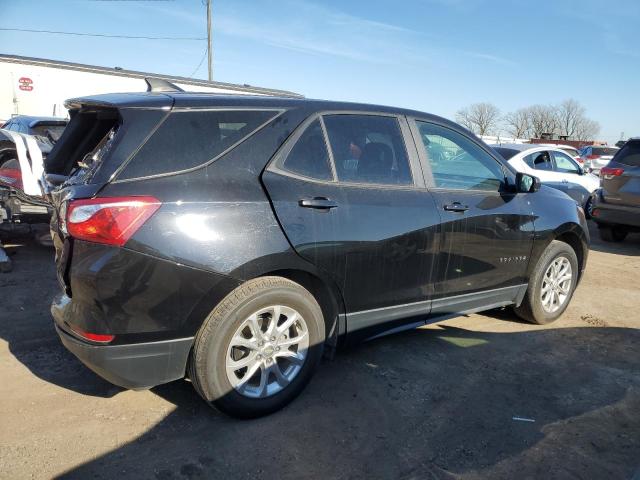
[188,46,208,78]
[0,27,206,41]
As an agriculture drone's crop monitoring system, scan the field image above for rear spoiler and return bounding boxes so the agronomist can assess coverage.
[28,119,67,128]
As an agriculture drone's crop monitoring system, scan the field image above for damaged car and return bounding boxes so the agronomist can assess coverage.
[0,118,63,246]
[47,84,589,418]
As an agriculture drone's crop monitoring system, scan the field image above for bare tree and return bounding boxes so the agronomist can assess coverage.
[574,118,600,141]
[557,99,586,138]
[456,102,501,136]
[503,108,531,138]
[527,105,559,138]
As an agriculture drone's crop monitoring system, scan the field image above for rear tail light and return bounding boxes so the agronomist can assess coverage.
[586,154,600,160]
[66,196,160,247]
[600,167,624,179]
[69,324,115,343]
[0,168,23,190]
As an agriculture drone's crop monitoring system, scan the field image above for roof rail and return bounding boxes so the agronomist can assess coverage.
[144,77,184,93]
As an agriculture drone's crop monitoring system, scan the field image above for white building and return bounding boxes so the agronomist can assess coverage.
[0,54,301,121]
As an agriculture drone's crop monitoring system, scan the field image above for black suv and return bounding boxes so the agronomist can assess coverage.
[46,90,588,418]
[591,137,640,242]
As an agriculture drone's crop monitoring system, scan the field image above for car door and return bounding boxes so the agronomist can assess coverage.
[263,112,441,339]
[409,119,535,314]
[551,150,596,205]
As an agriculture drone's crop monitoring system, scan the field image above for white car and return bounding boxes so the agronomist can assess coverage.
[538,143,583,165]
[494,144,600,216]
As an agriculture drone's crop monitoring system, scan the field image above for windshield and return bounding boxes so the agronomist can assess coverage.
[560,147,579,157]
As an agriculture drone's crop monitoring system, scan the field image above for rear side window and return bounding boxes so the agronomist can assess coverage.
[281,119,333,180]
[524,151,553,170]
[615,141,640,167]
[592,147,618,156]
[323,114,413,185]
[119,109,277,179]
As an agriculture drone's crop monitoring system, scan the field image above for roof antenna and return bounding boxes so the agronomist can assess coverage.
[144,77,185,93]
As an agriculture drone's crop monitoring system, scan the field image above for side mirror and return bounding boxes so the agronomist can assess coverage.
[516,172,541,193]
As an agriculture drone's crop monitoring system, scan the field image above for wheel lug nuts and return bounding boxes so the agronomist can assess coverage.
[257,354,262,359]
[275,346,280,351]
[270,336,275,341]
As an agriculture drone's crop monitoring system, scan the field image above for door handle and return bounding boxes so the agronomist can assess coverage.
[443,202,469,212]
[299,197,338,210]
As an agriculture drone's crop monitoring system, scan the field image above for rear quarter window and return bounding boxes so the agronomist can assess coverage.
[118,109,278,180]
[615,141,640,167]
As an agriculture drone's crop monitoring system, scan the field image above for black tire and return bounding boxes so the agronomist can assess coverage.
[599,226,628,242]
[514,240,579,325]
[189,276,325,418]
[584,196,593,219]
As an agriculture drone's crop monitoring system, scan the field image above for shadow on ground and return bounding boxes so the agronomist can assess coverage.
[587,220,640,256]
[2,239,639,479]
[58,324,640,480]
[0,238,120,398]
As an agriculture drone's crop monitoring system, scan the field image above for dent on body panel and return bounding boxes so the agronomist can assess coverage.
[69,242,214,335]
[138,200,291,278]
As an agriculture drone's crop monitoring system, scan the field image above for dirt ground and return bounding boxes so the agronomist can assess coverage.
[1,222,639,480]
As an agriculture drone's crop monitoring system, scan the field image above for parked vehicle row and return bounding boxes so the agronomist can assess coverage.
[591,138,640,242]
[493,144,599,216]
[45,86,588,418]
[579,145,619,174]
[0,116,67,236]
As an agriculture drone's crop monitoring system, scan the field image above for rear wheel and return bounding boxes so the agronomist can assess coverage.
[515,240,578,325]
[599,225,627,242]
[189,276,325,418]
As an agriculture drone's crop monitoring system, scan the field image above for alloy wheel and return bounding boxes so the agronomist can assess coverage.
[225,305,309,398]
[540,256,573,314]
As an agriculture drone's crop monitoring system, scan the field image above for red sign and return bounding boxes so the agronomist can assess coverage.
[18,77,33,92]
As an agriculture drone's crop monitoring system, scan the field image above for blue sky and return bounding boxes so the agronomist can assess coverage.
[2,0,638,142]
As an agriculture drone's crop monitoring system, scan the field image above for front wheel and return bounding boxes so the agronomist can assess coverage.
[515,240,579,325]
[189,276,325,418]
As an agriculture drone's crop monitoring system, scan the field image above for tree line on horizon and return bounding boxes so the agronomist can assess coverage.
[455,99,600,141]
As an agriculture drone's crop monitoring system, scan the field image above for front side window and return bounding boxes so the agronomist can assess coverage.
[323,114,413,185]
[281,119,333,181]
[415,121,504,191]
[524,151,553,171]
[552,151,580,173]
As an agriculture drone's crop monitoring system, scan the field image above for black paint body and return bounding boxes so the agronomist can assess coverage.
[47,93,589,389]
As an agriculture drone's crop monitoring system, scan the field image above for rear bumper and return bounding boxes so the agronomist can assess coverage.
[53,301,193,390]
[592,197,640,228]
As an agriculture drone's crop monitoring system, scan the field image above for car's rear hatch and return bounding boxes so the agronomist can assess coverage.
[600,140,640,207]
[45,93,172,294]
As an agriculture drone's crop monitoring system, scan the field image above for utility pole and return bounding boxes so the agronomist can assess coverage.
[207,0,213,81]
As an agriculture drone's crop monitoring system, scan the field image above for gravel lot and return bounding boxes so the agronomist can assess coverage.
[1,222,639,480]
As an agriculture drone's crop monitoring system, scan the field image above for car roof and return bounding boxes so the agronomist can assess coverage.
[65,91,465,134]
[494,143,542,152]
[538,143,578,150]
[10,115,68,127]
